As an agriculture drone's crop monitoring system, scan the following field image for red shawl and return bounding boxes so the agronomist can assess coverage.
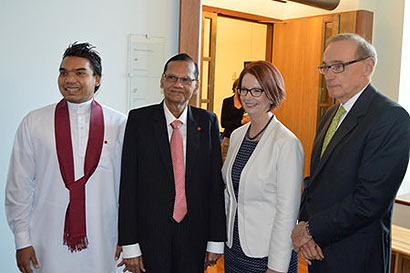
[55,99,104,252]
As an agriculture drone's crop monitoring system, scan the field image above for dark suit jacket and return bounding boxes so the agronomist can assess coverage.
[221,95,244,138]
[118,102,226,267]
[300,84,410,273]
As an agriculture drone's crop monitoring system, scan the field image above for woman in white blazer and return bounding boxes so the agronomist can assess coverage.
[222,61,304,273]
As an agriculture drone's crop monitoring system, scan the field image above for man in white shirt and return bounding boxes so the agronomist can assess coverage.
[118,53,226,273]
[5,42,127,273]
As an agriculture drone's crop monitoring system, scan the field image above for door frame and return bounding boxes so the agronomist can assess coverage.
[179,0,280,106]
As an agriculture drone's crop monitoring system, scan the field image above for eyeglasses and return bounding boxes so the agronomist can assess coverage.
[318,56,370,75]
[237,88,264,98]
[163,74,197,86]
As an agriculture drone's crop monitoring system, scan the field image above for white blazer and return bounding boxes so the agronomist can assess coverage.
[222,115,304,272]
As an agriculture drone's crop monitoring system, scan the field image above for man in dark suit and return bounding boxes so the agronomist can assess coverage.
[118,53,226,273]
[291,33,410,273]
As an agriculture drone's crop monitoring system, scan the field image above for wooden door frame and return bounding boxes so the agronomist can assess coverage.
[200,11,218,111]
[179,0,279,106]
[179,0,202,106]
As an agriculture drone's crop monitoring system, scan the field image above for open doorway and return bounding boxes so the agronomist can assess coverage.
[200,6,277,128]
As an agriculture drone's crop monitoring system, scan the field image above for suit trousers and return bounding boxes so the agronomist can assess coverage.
[142,217,206,273]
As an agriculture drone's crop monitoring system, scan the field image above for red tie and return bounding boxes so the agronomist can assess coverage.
[170,120,187,222]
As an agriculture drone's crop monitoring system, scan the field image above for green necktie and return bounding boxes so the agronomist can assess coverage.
[321,106,346,157]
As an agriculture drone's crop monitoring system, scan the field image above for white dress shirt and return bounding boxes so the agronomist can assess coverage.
[337,84,368,128]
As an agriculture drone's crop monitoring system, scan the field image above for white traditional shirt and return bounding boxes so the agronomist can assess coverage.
[5,99,127,273]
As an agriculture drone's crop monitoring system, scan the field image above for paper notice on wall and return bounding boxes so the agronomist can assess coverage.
[128,34,165,110]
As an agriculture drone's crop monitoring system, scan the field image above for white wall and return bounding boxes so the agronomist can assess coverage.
[371,1,405,101]
[0,1,179,272]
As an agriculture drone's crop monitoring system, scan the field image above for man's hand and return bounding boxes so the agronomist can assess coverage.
[117,256,145,273]
[299,239,324,264]
[16,246,39,273]
[291,221,312,250]
[204,251,222,269]
[292,221,324,265]
[115,245,122,261]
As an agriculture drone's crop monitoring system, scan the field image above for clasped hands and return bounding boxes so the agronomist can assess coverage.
[291,221,324,265]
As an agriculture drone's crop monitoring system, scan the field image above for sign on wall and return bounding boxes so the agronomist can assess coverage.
[128,34,165,110]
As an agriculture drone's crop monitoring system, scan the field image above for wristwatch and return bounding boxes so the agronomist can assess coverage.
[305,221,312,237]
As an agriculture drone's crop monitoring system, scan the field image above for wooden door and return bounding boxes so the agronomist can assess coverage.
[273,16,324,177]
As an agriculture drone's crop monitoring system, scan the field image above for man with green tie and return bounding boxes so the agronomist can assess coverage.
[292,33,410,273]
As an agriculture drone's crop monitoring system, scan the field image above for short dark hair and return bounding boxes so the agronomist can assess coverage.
[63,42,102,91]
[162,53,199,80]
[238,61,286,110]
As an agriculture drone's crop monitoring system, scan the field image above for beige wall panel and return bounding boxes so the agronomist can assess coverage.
[203,18,211,57]
[214,16,267,129]
[393,203,410,229]
[201,61,210,100]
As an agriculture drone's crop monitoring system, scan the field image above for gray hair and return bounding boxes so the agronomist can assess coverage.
[327,33,378,66]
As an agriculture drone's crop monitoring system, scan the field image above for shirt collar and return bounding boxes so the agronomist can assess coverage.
[67,98,93,112]
[163,102,188,126]
[340,83,369,113]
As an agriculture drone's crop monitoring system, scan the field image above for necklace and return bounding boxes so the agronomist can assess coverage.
[246,115,274,140]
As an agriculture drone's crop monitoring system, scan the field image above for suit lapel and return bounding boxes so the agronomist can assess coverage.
[185,106,200,184]
[152,102,174,183]
[310,84,376,183]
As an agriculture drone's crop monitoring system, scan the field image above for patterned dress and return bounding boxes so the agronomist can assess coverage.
[224,139,298,273]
